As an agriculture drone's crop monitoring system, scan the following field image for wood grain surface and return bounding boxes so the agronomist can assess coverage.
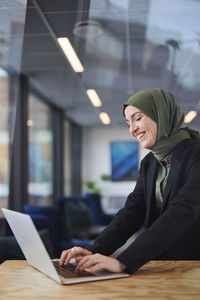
[0,260,200,300]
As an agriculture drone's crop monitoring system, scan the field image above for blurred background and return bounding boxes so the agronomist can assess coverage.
[0,0,200,260]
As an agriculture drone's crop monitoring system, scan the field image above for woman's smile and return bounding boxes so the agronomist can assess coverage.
[136,131,146,141]
[124,105,158,149]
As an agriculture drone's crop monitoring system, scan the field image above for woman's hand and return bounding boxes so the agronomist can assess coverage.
[59,247,92,266]
[76,253,126,274]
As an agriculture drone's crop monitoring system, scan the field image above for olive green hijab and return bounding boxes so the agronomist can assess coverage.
[123,88,200,160]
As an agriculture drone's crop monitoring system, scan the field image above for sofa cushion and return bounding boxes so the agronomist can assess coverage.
[0,229,53,263]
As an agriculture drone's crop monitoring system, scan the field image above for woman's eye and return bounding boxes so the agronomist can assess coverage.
[136,116,142,121]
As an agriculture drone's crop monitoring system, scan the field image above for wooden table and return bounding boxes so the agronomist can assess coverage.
[1,260,200,299]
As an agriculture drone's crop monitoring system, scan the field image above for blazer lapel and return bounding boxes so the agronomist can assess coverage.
[161,161,178,211]
[161,142,185,212]
[146,158,158,201]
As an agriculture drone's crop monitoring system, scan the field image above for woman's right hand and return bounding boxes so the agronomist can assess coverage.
[59,247,92,266]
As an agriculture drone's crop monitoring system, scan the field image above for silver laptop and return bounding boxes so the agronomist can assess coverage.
[2,208,129,284]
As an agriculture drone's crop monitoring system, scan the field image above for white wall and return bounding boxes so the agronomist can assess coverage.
[82,126,149,212]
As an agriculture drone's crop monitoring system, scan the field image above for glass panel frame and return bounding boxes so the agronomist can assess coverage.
[27,92,53,206]
[64,119,72,195]
[0,0,27,214]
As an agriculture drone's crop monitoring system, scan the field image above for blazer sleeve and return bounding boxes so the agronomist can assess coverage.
[87,159,147,256]
[117,144,200,273]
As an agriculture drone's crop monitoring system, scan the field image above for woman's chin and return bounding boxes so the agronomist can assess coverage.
[140,141,154,149]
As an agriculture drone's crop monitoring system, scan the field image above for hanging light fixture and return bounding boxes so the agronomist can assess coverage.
[57,37,84,72]
[99,112,111,125]
[86,89,102,107]
[184,110,197,123]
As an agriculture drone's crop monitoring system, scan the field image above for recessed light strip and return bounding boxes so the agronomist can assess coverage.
[57,37,84,72]
[184,110,197,123]
[27,120,34,127]
[86,89,102,107]
[99,112,111,125]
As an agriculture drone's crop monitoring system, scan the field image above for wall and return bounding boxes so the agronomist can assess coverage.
[64,120,71,195]
[82,126,149,212]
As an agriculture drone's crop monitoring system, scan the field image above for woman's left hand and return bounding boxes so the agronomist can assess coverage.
[76,253,126,274]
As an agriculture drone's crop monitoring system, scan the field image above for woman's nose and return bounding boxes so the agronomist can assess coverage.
[130,123,138,137]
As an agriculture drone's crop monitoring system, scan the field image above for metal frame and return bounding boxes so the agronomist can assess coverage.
[9,75,28,211]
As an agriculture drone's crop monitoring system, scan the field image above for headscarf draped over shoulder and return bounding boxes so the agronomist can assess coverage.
[123,88,200,160]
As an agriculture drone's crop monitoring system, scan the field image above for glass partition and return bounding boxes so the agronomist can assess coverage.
[0,0,27,214]
[28,93,53,205]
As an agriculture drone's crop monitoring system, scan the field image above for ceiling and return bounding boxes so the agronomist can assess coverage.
[21,0,200,128]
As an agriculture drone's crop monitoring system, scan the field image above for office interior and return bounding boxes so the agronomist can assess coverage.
[0,0,200,262]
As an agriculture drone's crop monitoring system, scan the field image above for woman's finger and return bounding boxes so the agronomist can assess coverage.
[76,254,126,273]
[85,262,105,274]
[59,247,78,265]
[75,256,83,263]
[76,253,102,271]
[76,256,93,271]
[59,249,72,266]
[59,247,92,266]
[76,254,93,270]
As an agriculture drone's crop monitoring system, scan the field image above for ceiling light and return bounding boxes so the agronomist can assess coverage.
[73,20,102,38]
[57,37,84,72]
[27,120,34,127]
[184,110,197,123]
[87,89,102,107]
[99,112,111,125]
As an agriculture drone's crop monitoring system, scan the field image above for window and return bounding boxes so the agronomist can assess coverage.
[0,0,27,214]
[0,70,10,212]
[28,93,53,205]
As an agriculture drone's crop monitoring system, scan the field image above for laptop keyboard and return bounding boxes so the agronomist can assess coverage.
[53,261,95,278]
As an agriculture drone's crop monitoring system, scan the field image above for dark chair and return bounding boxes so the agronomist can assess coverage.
[56,195,94,237]
[56,194,111,239]
[0,215,53,264]
[24,204,93,257]
[84,193,115,226]
[24,205,63,256]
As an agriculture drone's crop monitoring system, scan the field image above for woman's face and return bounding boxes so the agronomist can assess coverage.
[124,105,158,148]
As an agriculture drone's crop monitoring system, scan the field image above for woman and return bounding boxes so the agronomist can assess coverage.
[60,88,200,274]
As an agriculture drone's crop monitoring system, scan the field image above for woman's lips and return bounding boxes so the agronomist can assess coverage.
[137,132,146,141]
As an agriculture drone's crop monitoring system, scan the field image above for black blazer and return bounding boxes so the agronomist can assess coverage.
[88,139,200,273]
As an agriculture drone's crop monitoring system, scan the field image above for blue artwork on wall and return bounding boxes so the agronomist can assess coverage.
[110,141,138,181]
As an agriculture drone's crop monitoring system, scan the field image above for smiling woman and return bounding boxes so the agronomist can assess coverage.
[59,88,200,276]
[123,88,199,160]
[124,106,157,149]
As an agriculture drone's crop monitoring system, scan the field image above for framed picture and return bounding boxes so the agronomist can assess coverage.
[110,141,139,181]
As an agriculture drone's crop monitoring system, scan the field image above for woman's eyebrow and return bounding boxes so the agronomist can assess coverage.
[126,112,142,122]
